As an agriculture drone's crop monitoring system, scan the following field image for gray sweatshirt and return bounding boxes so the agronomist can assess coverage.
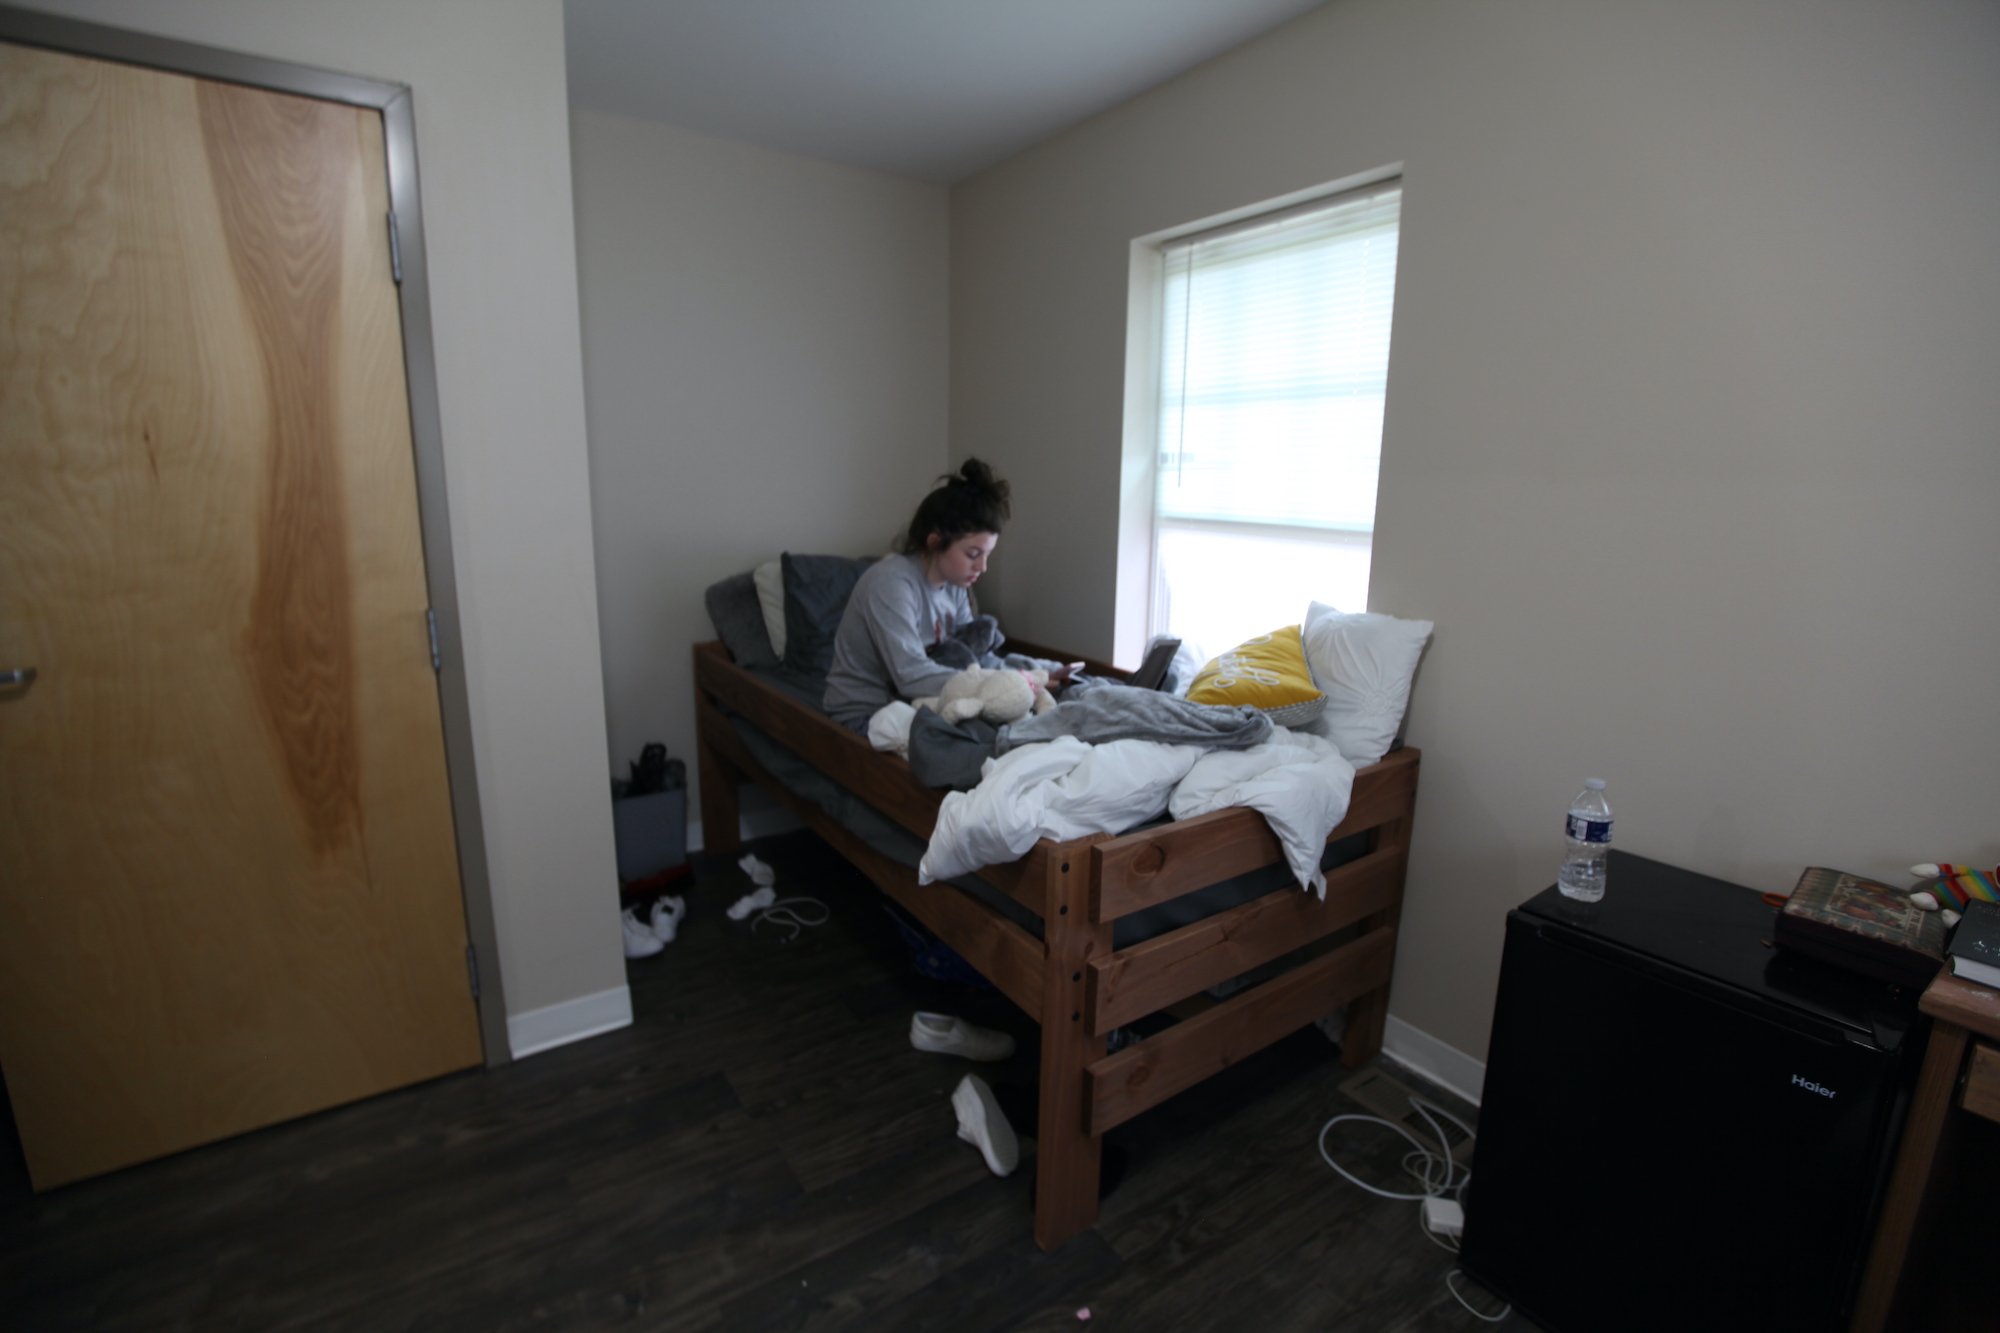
[823,553,973,728]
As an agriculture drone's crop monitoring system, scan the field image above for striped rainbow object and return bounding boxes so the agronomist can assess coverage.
[1911,862,2000,911]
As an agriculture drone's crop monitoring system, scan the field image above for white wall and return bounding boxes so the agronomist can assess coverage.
[569,109,949,820]
[952,0,2000,1063]
[21,0,627,1034]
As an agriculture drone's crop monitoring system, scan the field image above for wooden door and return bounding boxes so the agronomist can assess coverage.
[0,43,482,1189]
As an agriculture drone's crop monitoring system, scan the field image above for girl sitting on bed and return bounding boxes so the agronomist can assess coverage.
[824,458,1071,732]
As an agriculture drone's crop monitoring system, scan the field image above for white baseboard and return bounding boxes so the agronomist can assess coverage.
[686,809,803,855]
[506,984,633,1060]
[1380,1014,1486,1107]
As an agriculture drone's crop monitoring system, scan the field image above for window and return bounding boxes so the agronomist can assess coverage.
[1145,180,1401,660]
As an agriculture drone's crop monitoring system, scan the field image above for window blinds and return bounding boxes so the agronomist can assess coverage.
[1156,183,1402,533]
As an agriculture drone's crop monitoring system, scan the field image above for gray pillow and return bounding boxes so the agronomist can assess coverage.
[781,553,876,677]
[704,571,779,670]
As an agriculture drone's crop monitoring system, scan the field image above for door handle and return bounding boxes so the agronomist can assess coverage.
[1,667,37,687]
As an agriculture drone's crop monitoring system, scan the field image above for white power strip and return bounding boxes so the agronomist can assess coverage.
[1423,1196,1465,1238]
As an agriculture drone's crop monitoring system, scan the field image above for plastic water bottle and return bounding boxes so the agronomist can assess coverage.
[1559,779,1613,901]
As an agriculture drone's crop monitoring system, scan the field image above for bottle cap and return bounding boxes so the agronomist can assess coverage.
[1584,778,1606,790]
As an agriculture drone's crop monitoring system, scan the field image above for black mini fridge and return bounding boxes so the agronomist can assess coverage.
[1459,852,1922,1333]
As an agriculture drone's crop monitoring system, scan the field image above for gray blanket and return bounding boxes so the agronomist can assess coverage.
[996,685,1271,754]
[907,709,1004,791]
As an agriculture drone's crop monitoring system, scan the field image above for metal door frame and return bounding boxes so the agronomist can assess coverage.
[0,4,512,1065]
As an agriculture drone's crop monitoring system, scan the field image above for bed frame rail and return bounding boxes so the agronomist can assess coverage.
[1085,924,1396,1135]
[694,641,942,840]
[1084,841,1405,1034]
[1090,748,1419,921]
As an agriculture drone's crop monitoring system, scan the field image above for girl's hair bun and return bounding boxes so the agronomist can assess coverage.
[949,458,1008,503]
[904,457,1011,553]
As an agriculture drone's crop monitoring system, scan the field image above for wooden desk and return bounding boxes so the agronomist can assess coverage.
[1851,970,2000,1332]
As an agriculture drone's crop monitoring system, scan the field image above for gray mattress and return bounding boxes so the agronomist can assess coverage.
[726,664,1369,949]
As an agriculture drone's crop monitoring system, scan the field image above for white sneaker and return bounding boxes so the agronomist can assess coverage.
[952,1074,1018,1177]
[621,907,664,959]
[910,1011,1015,1061]
[648,895,686,943]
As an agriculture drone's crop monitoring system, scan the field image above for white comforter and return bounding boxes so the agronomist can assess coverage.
[901,719,1357,896]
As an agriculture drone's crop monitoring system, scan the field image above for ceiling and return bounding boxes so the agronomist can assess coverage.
[562,0,1329,184]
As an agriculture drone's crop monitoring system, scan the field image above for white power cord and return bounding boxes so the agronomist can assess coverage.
[730,854,830,942]
[751,896,829,942]
[1318,1094,1511,1323]
[1446,1269,1511,1323]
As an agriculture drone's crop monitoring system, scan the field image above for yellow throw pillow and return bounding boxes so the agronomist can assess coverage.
[1184,626,1326,728]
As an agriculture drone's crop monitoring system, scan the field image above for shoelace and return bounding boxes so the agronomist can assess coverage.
[751,896,829,943]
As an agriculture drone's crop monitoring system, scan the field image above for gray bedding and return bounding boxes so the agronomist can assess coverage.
[996,682,1272,753]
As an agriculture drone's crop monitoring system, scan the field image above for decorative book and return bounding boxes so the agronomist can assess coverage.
[1773,866,1946,988]
[1948,900,2000,989]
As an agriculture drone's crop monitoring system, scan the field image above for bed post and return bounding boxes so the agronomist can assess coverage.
[1033,840,1112,1251]
[1342,801,1415,1068]
[692,648,742,856]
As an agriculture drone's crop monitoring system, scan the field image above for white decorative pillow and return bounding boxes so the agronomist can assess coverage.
[753,559,787,658]
[1300,601,1433,766]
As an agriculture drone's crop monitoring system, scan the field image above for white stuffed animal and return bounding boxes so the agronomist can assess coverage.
[917,665,1056,724]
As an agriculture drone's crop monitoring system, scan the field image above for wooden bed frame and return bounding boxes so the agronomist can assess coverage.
[693,637,1419,1250]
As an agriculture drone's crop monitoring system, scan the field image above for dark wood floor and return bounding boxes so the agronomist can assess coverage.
[0,831,1520,1331]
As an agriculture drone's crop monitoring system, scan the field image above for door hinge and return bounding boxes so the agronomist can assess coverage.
[386,211,403,285]
[426,607,441,672]
[466,944,481,999]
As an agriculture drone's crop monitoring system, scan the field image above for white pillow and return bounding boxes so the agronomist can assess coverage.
[753,559,787,658]
[1300,601,1433,766]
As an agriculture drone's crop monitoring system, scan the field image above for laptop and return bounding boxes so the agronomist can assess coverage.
[1127,637,1181,692]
